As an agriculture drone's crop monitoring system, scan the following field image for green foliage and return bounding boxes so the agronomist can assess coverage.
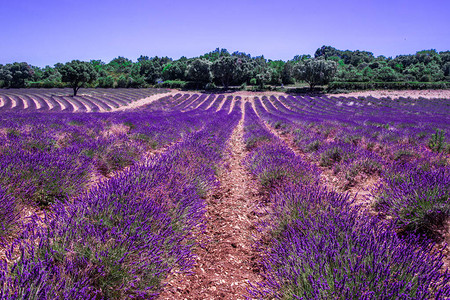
[96,144,139,175]
[3,46,450,91]
[97,75,115,88]
[294,58,337,89]
[161,61,187,81]
[0,62,34,88]
[204,82,217,90]
[200,47,230,61]
[134,57,168,84]
[375,66,399,82]
[211,56,242,88]
[58,60,98,96]
[428,129,447,153]
[116,75,127,88]
[319,147,343,167]
[108,56,133,74]
[186,58,212,85]
[156,80,187,89]
[305,140,321,152]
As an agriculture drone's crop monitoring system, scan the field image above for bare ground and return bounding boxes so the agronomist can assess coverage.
[328,89,450,99]
[158,109,264,299]
[111,90,178,112]
[193,89,450,100]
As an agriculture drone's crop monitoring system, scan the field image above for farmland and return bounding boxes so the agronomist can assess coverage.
[0,89,449,299]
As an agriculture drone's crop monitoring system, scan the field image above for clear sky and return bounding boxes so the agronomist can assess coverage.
[1,0,449,67]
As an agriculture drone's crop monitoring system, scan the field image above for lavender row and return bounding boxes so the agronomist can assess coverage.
[0,105,241,299]
[242,103,450,298]
[260,95,450,236]
[0,108,213,248]
[0,88,169,112]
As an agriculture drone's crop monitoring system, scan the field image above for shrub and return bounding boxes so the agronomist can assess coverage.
[0,187,19,236]
[305,140,321,152]
[155,80,187,89]
[375,165,450,236]
[252,186,450,299]
[0,147,91,206]
[428,129,447,153]
[204,82,217,90]
[96,144,140,176]
[319,146,343,167]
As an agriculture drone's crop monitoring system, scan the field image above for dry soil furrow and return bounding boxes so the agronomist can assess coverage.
[111,91,175,112]
[159,110,263,299]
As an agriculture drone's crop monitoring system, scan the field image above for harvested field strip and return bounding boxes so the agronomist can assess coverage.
[0,88,170,112]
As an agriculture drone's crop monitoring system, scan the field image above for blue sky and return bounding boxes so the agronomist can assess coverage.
[1,0,449,67]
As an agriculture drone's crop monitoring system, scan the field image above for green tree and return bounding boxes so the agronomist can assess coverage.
[211,56,242,89]
[134,56,172,84]
[315,46,342,59]
[443,62,450,79]
[293,54,312,62]
[98,76,115,88]
[246,56,273,89]
[374,66,398,82]
[281,61,296,84]
[201,48,230,62]
[186,59,212,86]
[134,60,160,84]
[59,60,98,96]
[294,59,337,89]
[116,75,128,88]
[0,62,34,88]
[268,60,285,85]
[108,56,133,74]
[162,61,187,81]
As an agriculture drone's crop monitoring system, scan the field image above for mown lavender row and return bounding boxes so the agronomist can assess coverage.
[0,88,169,112]
[242,102,450,298]
[0,101,241,298]
[256,95,450,238]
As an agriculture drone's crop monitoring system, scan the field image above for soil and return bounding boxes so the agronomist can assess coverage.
[111,90,178,112]
[328,89,450,99]
[183,89,450,101]
[158,105,264,299]
[437,219,450,271]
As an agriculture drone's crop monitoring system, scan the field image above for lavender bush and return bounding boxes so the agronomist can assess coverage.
[243,98,450,298]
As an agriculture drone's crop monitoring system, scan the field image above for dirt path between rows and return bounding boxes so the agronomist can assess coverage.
[111,91,177,112]
[159,106,263,299]
[329,89,450,99]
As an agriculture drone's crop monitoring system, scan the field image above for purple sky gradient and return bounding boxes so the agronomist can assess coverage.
[1,0,449,67]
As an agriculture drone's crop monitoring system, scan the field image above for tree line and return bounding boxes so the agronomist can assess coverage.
[1,46,449,94]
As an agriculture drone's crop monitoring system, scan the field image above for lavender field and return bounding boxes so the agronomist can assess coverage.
[0,88,169,112]
[0,89,449,299]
